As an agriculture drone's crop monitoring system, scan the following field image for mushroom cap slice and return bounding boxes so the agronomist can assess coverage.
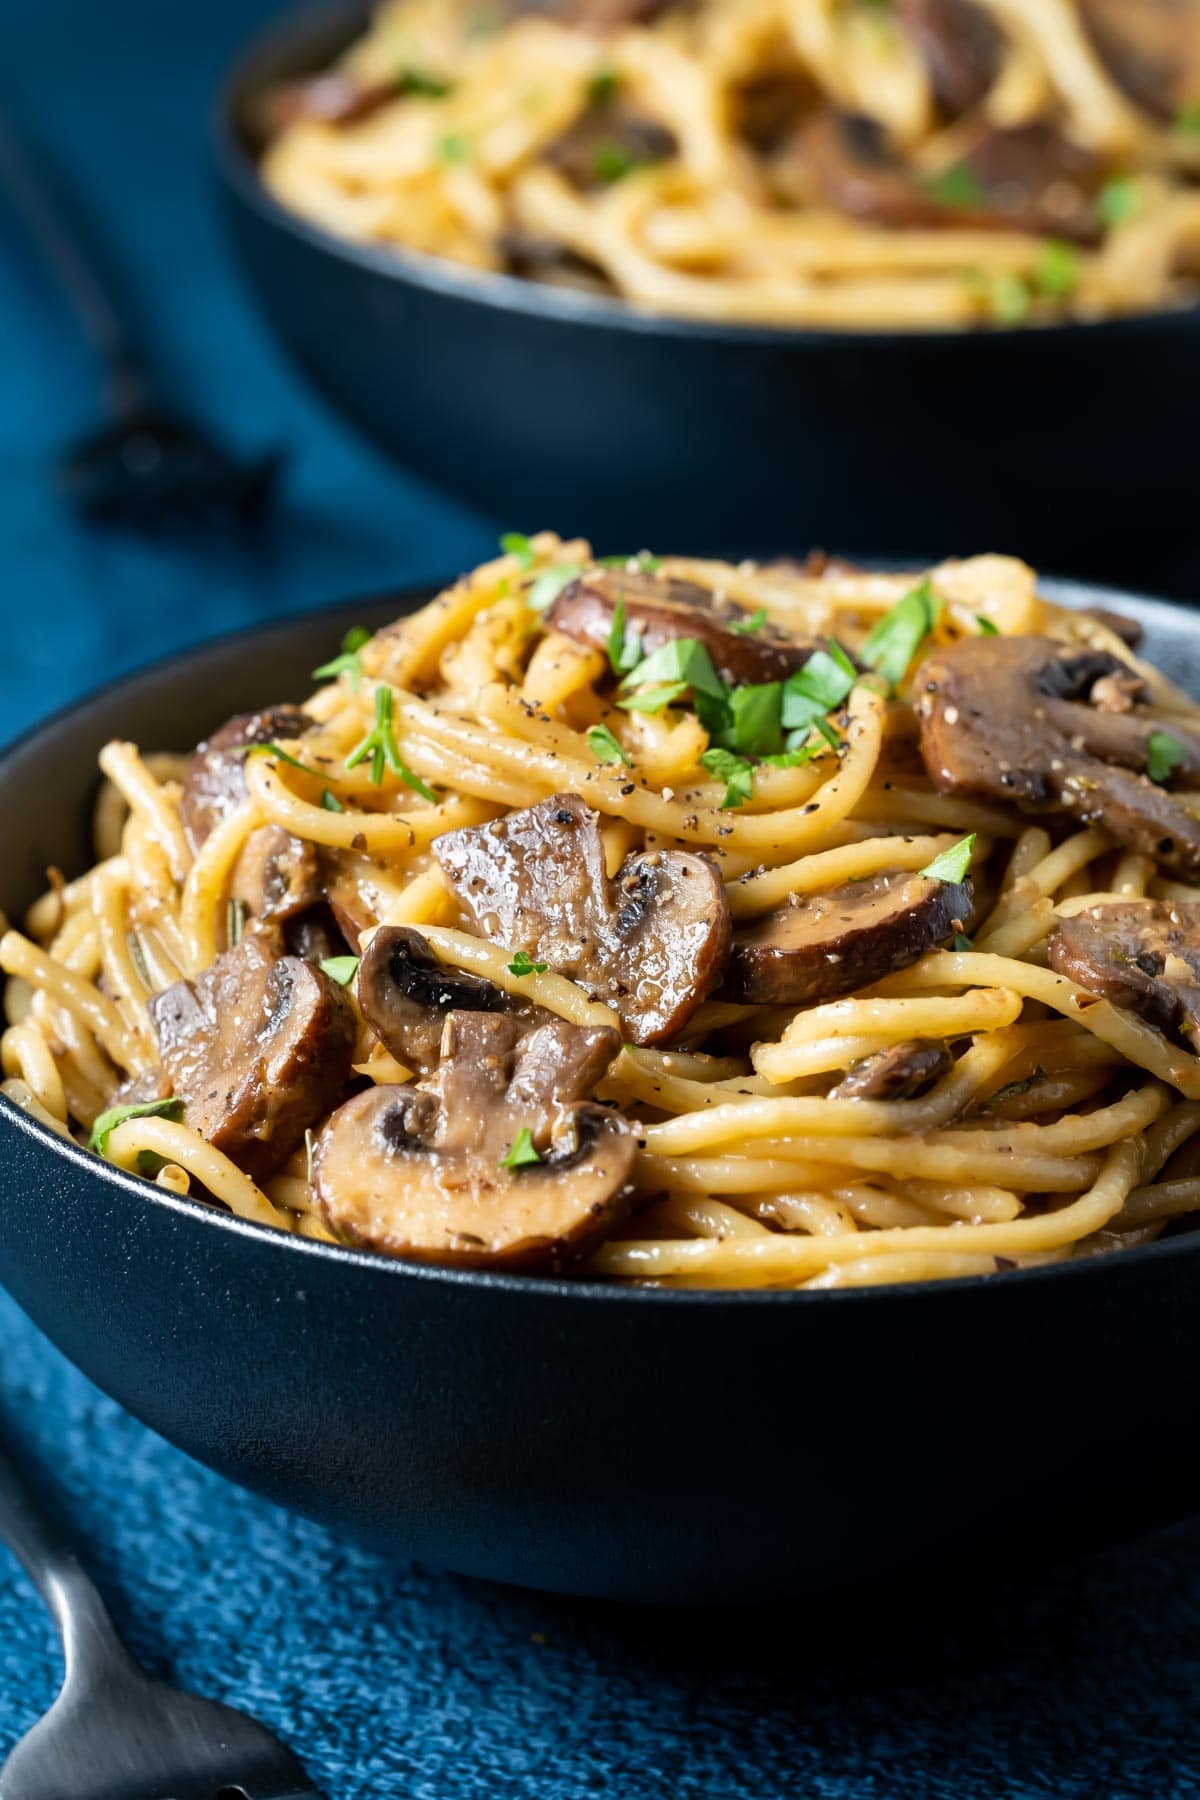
[546,568,814,687]
[916,636,1200,876]
[895,0,1003,118]
[434,793,731,1045]
[1081,0,1200,119]
[357,924,512,1075]
[726,871,971,1006]
[180,706,311,850]
[314,1012,634,1271]
[148,938,356,1180]
[1049,900,1200,1049]
[829,1039,953,1101]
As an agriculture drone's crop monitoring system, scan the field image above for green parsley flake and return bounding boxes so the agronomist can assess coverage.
[617,680,690,714]
[527,565,581,612]
[781,640,856,734]
[589,68,620,106]
[587,724,632,766]
[920,833,976,885]
[313,624,371,688]
[1176,103,1200,136]
[924,162,986,209]
[501,1127,543,1170]
[861,579,939,690]
[346,685,436,799]
[606,594,644,677]
[320,788,344,812]
[500,531,536,569]
[953,932,974,952]
[319,956,360,986]
[507,950,549,977]
[398,67,452,98]
[975,615,999,636]
[700,747,754,810]
[89,1097,184,1159]
[1147,730,1185,785]
[619,636,726,702]
[437,132,470,165]
[989,273,1031,324]
[731,607,767,636]
[725,682,784,757]
[1033,238,1080,299]
[1098,176,1141,228]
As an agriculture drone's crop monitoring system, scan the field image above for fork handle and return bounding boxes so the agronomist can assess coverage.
[0,1434,135,1680]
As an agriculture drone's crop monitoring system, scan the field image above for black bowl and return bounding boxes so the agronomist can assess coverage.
[2,578,1200,1604]
[214,3,1200,594]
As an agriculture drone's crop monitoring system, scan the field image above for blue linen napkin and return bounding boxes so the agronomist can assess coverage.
[2,0,1200,1793]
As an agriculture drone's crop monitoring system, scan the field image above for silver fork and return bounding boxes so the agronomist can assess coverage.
[0,1434,326,1800]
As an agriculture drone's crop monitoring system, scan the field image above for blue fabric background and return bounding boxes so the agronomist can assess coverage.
[2,1,1200,1793]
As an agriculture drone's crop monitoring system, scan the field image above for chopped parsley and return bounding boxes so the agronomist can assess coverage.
[89,1097,184,1159]
[500,531,536,569]
[953,932,974,951]
[1098,176,1141,228]
[618,680,690,714]
[781,641,856,735]
[1175,103,1200,136]
[731,607,767,635]
[619,636,725,704]
[507,950,549,977]
[721,683,785,757]
[587,723,632,766]
[589,68,620,106]
[989,273,1031,325]
[320,788,344,812]
[437,132,470,165]
[861,579,939,690]
[501,1127,543,1170]
[1147,730,1185,785]
[346,685,436,800]
[1033,238,1081,299]
[924,162,986,209]
[976,615,999,636]
[313,624,371,688]
[921,833,976,885]
[527,565,580,612]
[397,67,452,99]
[592,141,652,183]
[597,551,662,573]
[699,747,755,810]
[319,956,360,986]
[606,594,644,677]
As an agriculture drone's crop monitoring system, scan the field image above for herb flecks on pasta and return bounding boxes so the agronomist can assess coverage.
[261,0,1200,330]
[6,535,1200,1288]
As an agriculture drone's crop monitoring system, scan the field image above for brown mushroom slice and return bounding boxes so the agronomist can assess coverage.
[357,925,513,1075]
[544,101,676,191]
[829,1039,953,1101]
[148,938,356,1180]
[916,636,1200,876]
[546,568,814,687]
[263,72,406,133]
[434,793,731,1044]
[180,706,312,850]
[895,0,1004,118]
[1080,0,1200,119]
[1049,900,1200,1048]
[785,112,968,227]
[726,871,972,1006]
[313,1012,634,1270]
[953,122,1104,242]
[229,823,322,925]
[1084,606,1145,650]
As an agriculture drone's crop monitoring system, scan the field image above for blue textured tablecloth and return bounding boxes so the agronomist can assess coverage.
[3,2,1200,1794]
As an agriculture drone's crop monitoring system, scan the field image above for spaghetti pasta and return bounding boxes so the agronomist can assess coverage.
[261,0,1200,330]
[6,535,1200,1290]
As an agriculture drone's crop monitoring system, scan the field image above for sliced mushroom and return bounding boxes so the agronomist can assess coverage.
[1049,900,1200,1048]
[500,0,681,26]
[896,0,1003,118]
[547,568,814,686]
[544,100,676,190]
[148,938,356,1180]
[229,824,322,924]
[829,1039,953,1101]
[263,72,405,133]
[434,793,731,1044]
[357,924,513,1075]
[916,636,1200,876]
[791,111,1102,241]
[180,706,311,850]
[1084,606,1145,650]
[313,1011,634,1270]
[726,870,971,1005]
[1080,0,1200,119]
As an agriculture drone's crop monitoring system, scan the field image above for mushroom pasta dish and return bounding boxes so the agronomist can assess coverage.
[261,0,1200,330]
[7,538,1200,1290]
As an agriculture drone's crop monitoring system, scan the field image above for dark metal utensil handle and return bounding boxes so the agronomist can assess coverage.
[0,1434,133,1682]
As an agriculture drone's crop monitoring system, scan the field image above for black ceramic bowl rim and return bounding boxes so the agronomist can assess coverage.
[4,574,1200,1310]
[212,0,1200,351]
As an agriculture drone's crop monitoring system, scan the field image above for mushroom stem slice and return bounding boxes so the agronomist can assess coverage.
[313,1011,634,1271]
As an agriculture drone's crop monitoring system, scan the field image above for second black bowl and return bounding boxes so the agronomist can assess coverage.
[214,2,1200,591]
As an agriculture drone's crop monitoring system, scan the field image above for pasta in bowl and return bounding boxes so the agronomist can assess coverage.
[260,0,1200,331]
[7,537,1200,1293]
